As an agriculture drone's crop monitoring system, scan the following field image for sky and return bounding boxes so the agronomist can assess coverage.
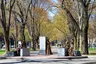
[47,0,58,20]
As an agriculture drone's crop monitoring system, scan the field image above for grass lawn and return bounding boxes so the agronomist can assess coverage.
[0,49,5,56]
[88,48,96,55]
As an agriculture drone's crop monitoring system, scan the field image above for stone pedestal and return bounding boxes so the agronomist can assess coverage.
[39,50,46,55]
[58,48,68,56]
[20,48,30,56]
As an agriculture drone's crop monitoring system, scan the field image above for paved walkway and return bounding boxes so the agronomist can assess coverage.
[0,54,96,64]
[0,47,96,64]
[0,55,96,64]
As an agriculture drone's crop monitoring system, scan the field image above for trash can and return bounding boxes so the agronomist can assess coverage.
[58,48,68,56]
[73,50,81,56]
[14,51,17,56]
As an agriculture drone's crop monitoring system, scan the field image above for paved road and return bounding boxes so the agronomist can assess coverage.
[0,57,96,64]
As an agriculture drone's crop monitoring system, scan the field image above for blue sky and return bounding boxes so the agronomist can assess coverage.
[48,0,58,20]
[52,0,58,4]
[48,8,58,20]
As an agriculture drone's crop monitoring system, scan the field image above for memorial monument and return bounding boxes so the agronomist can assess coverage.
[39,36,52,55]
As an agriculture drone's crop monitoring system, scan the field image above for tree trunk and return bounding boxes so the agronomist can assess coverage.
[20,23,26,48]
[36,37,39,49]
[4,31,10,53]
[79,33,82,52]
[14,40,17,48]
[32,38,36,51]
[82,24,89,54]
[14,17,18,48]
[31,37,38,51]
[74,36,78,50]
[12,34,17,48]
[32,17,36,51]
[30,39,33,49]
[77,35,79,50]
[82,7,89,54]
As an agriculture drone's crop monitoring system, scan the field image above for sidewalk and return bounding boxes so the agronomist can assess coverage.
[7,54,58,59]
[7,54,88,60]
[0,54,96,64]
[0,55,96,64]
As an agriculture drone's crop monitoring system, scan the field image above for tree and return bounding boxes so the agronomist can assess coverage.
[40,20,53,39]
[0,0,15,53]
[61,0,96,54]
[12,0,32,48]
[88,15,96,44]
[53,9,69,37]
[52,9,70,47]
[13,13,19,48]
[61,0,80,51]
[27,0,52,50]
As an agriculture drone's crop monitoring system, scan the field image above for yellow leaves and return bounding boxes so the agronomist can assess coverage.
[40,20,64,41]
[40,8,69,41]
[50,28,64,41]
[40,21,53,37]
[53,11,69,37]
